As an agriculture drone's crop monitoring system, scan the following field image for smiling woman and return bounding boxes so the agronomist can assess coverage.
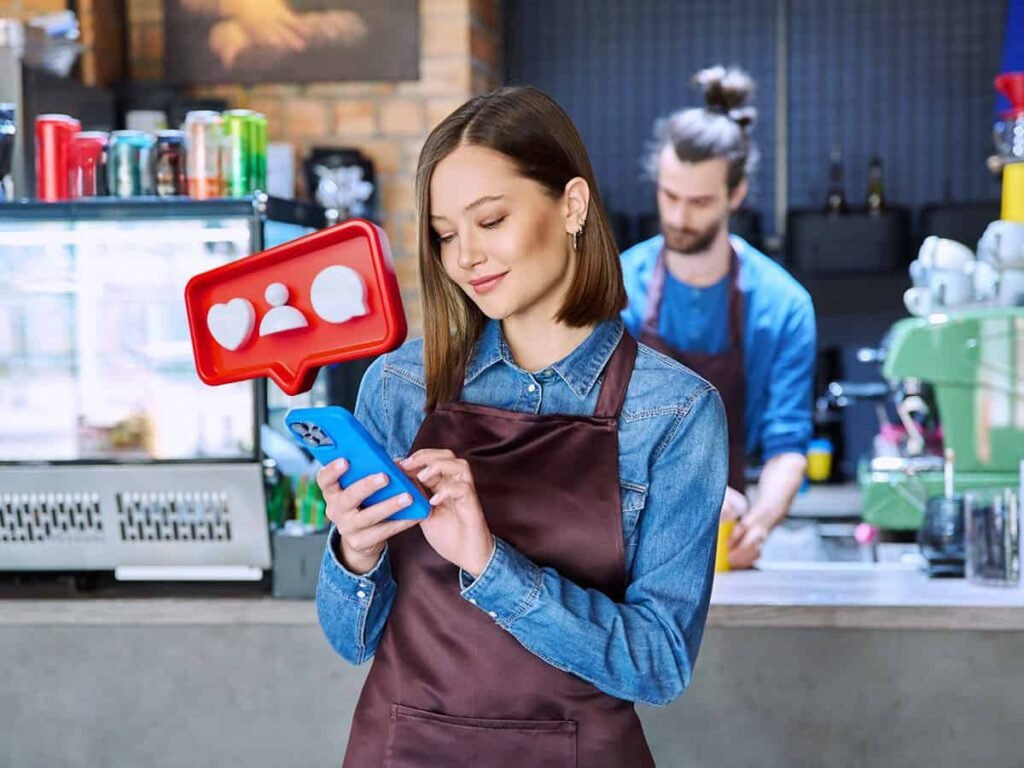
[416,88,627,406]
[314,85,730,768]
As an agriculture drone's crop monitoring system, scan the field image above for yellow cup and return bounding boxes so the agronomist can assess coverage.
[1003,163,1024,223]
[715,518,734,573]
[806,438,834,483]
[807,451,832,482]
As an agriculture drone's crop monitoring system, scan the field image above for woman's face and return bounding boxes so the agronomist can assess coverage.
[429,144,577,324]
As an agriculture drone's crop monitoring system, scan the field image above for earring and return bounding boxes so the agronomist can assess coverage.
[572,218,586,252]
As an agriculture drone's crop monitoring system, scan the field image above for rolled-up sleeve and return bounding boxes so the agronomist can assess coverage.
[759,294,816,460]
[457,386,728,706]
[314,357,398,664]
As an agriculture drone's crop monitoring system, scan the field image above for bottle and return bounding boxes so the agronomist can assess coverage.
[0,103,15,201]
[825,149,846,214]
[866,155,885,213]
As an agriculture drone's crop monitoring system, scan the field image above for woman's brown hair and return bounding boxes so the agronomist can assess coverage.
[415,85,626,410]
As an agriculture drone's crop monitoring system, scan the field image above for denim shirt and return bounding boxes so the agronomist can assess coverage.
[315,318,728,707]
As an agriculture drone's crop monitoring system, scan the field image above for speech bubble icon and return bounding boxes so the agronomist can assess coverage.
[185,218,407,396]
[310,265,369,324]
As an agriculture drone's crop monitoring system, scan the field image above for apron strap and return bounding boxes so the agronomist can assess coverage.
[725,250,744,350]
[594,330,637,420]
[641,249,668,333]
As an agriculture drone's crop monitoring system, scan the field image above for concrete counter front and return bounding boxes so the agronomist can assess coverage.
[2,567,1022,767]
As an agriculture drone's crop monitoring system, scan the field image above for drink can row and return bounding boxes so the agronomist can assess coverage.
[33,109,268,201]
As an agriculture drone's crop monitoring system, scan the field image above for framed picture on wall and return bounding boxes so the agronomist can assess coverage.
[163,0,419,84]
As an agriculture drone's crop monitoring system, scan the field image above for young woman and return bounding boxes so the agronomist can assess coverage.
[315,86,728,768]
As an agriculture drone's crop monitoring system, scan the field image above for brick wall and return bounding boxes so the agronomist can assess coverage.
[0,0,66,18]
[122,0,502,334]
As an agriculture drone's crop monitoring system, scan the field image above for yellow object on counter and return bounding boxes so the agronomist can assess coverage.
[1002,162,1024,223]
[715,518,734,573]
[807,451,833,482]
[806,438,834,483]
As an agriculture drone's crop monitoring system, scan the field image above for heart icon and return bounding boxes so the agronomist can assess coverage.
[207,298,256,352]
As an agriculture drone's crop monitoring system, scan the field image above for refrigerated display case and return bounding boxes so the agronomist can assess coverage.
[0,195,326,579]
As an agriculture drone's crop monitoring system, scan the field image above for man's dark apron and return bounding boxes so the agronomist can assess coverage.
[638,249,747,491]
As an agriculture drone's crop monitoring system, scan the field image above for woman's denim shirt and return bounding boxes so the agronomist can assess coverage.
[316,318,728,706]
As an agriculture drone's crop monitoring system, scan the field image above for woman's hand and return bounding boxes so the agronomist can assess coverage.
[400,449,495,577]
[316,459,421,575]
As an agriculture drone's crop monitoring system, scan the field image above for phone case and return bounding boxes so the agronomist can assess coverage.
[285,406,430,521]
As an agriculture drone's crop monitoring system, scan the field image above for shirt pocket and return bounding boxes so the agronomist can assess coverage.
[619,479,648,542]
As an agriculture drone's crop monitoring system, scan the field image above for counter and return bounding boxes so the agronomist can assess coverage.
[712,564,1024,629]
[2,566,1022,767]
[3,564,1022,629]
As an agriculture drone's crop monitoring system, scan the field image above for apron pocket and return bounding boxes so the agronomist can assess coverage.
[385,703,577,768]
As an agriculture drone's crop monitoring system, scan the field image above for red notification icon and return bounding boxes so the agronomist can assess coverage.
[185,218,407,395]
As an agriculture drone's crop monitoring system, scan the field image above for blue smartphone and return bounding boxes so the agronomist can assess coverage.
[284,406,431,521]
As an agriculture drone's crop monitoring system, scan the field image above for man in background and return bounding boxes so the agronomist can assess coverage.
[621,66,816,569]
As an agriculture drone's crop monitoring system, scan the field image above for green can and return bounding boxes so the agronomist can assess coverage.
[222,109,256,197]
[251,112,268,192]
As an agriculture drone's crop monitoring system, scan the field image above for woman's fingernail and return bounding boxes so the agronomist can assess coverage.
[417,469,429,481]
[429,494,441,505]
[376,474,388,487]
[398,494,411,506]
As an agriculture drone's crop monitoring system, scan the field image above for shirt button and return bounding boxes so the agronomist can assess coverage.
[488,611,498,619]
[356,590,367,599]
[527,384,536,393]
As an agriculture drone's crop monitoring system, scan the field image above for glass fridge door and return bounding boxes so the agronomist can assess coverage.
[0,214,258,462]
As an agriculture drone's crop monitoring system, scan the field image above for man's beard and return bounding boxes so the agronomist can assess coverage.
[662,220,722,255]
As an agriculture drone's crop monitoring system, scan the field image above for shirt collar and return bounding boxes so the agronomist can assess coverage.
[464,318,625,400]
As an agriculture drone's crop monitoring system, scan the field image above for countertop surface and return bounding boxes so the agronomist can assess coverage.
[2,565,1021,631]
[708,564,1024,629]
[768,482,862,519]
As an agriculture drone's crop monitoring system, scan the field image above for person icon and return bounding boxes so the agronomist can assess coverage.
[259,282,309,337]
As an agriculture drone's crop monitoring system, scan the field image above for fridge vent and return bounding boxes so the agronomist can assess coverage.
[117,491,233,543]
[0,493,105,543]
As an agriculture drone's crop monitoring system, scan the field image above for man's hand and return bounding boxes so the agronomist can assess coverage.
[727,515,769,570]
[720,486,764,570]
[721,486,749,524]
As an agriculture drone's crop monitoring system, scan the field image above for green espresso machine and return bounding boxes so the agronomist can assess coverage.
[860,308,1024,530]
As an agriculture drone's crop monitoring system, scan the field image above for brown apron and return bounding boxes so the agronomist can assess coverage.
[342,331,655,768]
[639,248,748,492]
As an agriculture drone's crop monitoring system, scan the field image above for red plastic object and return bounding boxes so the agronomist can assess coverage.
[996,72,1024,118]
[185,218,407,395]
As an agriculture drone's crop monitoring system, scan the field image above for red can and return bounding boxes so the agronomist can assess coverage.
[35,114,81,202]
[69,131,108,198]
